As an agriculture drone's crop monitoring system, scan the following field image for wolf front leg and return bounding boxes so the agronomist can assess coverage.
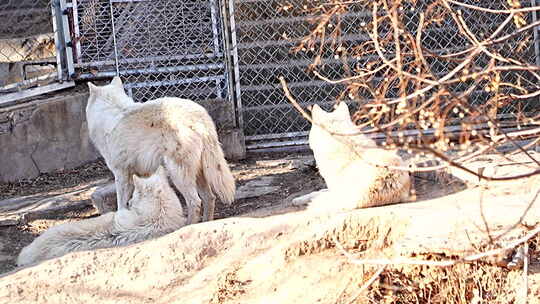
[91,182,117,214]
[114,172,134,210]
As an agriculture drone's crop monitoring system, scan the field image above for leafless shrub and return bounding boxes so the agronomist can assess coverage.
[283,0,540,179]
[280,1,540,301]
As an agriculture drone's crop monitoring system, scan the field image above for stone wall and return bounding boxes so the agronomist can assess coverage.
[0,88,245,183]
[0,91,99,182]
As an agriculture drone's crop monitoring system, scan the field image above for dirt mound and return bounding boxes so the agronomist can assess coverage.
[1,184,540,303]
[1,152,540,303]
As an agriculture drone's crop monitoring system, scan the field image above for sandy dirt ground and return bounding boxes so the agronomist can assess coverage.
[0,152,326,275]
[2,151,540,304]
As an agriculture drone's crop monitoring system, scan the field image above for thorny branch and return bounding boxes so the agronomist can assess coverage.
[283,0,540,180]
[281,0,540,299]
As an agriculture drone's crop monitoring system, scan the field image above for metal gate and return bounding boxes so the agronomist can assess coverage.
[0,0,75,106]
[54,0,540,151]
[63,0,232,103]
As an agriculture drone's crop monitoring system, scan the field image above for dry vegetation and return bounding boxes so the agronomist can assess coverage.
[279,0,540,302]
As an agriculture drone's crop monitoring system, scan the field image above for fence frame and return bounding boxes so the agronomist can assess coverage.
[0,0,75,107]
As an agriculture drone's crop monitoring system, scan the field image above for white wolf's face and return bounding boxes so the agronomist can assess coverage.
[128,166,169,211]
[310,102,354,131]
[87,76,129,104]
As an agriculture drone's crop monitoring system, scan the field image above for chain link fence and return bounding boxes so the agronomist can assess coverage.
[0,0,58,93]
[2,0,538,149]
[230,0,540,149]
[231,0,368,148]
[68,0,231,103]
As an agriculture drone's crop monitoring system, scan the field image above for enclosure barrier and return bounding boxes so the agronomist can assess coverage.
[0,0,74,106]
[2,0,540,151]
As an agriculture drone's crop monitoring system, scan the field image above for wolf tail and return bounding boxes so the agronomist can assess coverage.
[201,136,236,205]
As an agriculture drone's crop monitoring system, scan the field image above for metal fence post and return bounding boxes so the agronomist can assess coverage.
[227,0,244,131]
[58,0,75,79]
[531,0,540,67]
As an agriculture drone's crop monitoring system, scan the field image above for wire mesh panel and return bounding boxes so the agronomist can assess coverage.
[69,0,230,103]
[230,0,366,148]
[230,0,540,150]
[0,0,59,98]
[403,0,539,115]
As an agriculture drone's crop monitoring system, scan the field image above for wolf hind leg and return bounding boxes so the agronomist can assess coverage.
[174,179,202,224]
[114,171,134,210]
[164,158,202,224]
[197,174,216,221]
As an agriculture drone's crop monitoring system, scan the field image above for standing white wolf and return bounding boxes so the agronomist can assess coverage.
[86,77,235,223]
[17,166,187,266]
[294,102,412,212]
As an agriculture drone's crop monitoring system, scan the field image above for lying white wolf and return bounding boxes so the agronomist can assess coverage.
[293,102,412,212]
[17,166,187,266]
[86,77,235,223]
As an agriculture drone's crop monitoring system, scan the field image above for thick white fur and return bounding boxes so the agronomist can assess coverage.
[17,166,187,266]
[295,102,411,212]
[86,77,235,223]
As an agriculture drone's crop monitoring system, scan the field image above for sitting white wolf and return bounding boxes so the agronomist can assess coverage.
[293,102,412,212]
[17,166,187,267]
[86,77,235,223]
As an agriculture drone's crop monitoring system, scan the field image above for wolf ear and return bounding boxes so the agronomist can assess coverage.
[155,165,167,181]
[334,102,350,118]
[87,82,97,93]
[133,174,143,189]
[311,104,323,122]
[110,76,123,88]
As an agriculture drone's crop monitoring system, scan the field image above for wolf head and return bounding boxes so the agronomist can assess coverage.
[129,166,169,212]
[310,102,354,131]
[127,165,187,227]
[309,102,375,154]
[87,76,133,108]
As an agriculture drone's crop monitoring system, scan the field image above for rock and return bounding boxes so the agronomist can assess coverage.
[0,216,19,227]
[235,176,281,200]
[0,179,107,223]
[1,179,539,303]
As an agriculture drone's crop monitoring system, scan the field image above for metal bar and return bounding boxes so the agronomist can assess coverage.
[238,79,340,92]
[74,52,222,68]
[124,75,225,89]
[209,0,221,56]
[236,33,371,50]
[110,0,151,2]
[108,0,120,76]
[233,0,270,3]
[242,100,341,112]
[0,8,51,18]
[72,0,82,63]
[215,78,223,99]
[218,0,238,127]
[228,0,244,130]
[236,11,371,27]
[59,0,75,78]
[51,0,64,81]
[0,73,58,93]
[531,1,540,66]
[76,63,225,79]
[247,144,310,154]
[0,81,75,107]
[246,131,308,141]
[246,138,308,150]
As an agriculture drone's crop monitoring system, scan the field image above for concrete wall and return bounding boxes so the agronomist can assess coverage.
[0,88,245,183]
[0,91,99,182]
